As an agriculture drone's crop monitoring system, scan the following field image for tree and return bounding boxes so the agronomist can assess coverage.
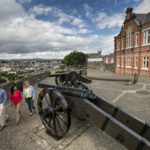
[62,51,87,66]
[0,75,7,84]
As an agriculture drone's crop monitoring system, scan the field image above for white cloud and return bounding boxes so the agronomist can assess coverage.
[0,51,70,59]
[0,0,115,59]
[0,1,101,59]
[30,5,86,29]
[0,15,91,54]
[96,12,124,29]
[31,5,52,15]
[0,0,24,23]
[135,0,150,13]
[83,3,93,18]
[18,0,32,3]
[82,34,115,55]
[83,3,124,30]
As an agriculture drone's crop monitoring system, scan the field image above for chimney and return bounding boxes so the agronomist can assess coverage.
[125,8,133,20]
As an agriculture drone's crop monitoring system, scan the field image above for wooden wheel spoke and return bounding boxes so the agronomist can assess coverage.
[52,96,57,107]
[54,105,63,111]
[53,118,58,136]
[44,94,51,106]
[58,79,61,84]
[56,117,65,134]
[41,99,49,108]
[42,98,49,107]
[56,111,65,115]
[56,114,67,127]
[56,76,63,85]
[48,118,52,126]
[49,91,54,105]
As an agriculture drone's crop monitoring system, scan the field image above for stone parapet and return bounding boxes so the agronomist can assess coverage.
[0,72,49,97]
[87,63,114,72]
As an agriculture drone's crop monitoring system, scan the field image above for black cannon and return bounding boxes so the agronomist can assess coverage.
[49,71,91,86]
[37,82,150,150]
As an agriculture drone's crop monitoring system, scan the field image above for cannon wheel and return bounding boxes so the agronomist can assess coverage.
[38,88,71,140]
[55,76,67,86]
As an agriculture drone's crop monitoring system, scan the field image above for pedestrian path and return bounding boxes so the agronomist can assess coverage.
[0,78,127,150]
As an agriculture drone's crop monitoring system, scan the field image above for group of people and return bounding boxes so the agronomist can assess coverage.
[0,80,35,131]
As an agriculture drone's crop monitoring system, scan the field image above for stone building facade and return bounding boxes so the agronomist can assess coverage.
[87,50,103,63]
[87,51,114,72]
[114,8,150,76]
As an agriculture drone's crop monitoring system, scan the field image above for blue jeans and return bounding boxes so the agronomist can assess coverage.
[25,97,35,113]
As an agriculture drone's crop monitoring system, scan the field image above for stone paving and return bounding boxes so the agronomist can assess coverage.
[89,80,150,123]
[0,72,150,150]
[87,69,150,84]
[25,118,90,150]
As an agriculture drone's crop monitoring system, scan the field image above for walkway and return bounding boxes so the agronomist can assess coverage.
[0,75,150,150]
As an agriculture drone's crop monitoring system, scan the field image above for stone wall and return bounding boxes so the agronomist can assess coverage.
[66,67,87,75]
[0,72,49,98]
[87,63,114,72]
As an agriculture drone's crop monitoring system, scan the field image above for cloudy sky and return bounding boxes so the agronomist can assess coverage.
[0,0,150,59]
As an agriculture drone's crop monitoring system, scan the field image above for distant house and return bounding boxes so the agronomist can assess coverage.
[50,61,61,66]
[8,71,17,74]
[103,53,114,64]
[0,66,11,72]
[114,8,150,76]
[87,51,103,63]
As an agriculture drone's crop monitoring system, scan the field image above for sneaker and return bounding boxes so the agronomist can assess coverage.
[0,125,5,131]
[33,109,36,113]
[16,121,19,125]
[29,113,32,116]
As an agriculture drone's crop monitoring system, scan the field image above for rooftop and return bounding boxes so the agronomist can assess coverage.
[135,13,150,25]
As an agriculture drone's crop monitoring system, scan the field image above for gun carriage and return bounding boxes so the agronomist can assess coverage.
[37,79,150,150]
[49,71,91,87]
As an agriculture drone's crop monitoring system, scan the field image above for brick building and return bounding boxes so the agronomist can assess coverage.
[114,8,150,76]
[103,53,114,64]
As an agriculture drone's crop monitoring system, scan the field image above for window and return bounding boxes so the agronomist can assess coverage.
[143,56,149,68]
[105,57,108,64]
[143,29,150,45]
[126,26,132,48]
[117,57,120,66]
[117,40,120,50]
[121,57,124,67]
[134,56,137,68]
[121,39,124,49]
[111,58,113,63]
[126,57,132,67]
[135,32,139,46]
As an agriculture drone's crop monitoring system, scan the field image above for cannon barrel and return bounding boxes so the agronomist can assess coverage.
[49,72,70,77]
[38,83,96,100]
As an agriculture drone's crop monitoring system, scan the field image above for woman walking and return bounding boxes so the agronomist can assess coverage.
[10,84,22,124]
[23,80,35,116]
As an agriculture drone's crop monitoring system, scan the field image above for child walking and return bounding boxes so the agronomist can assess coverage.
[10,84,22,124]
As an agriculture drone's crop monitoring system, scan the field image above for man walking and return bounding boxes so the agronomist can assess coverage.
[0,88,9,131]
